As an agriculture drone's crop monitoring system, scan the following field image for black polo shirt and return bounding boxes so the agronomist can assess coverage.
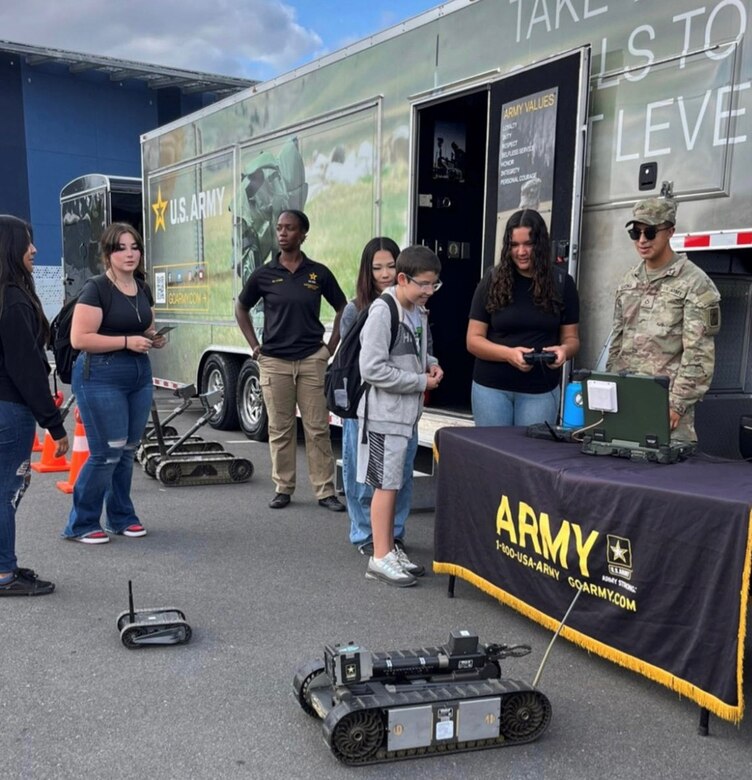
[238,252,346,360]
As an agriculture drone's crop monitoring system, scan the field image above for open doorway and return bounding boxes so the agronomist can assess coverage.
[412,48,589,417]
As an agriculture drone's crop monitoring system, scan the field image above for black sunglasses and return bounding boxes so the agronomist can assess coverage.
[627,225,671,241]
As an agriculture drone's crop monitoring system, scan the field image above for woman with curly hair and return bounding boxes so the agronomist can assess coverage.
[466,209,580,426]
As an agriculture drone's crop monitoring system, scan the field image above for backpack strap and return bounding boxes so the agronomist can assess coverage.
[361,293,400,445]
[81,275,116,380]
[380,292,400,350]
[87,274,112,315]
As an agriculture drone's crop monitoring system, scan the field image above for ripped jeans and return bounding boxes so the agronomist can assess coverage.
[62,351,153,538]
[0,400,34,570]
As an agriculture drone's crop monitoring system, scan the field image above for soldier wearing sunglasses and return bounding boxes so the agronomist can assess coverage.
[606,197,721,443]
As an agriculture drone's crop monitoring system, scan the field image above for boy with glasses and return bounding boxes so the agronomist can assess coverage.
[607,197,721,442]
[357,245,444,586]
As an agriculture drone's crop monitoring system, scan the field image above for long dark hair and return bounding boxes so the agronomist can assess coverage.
[354,237,401,311]
[486,209,560,314]
[0,214,49,343]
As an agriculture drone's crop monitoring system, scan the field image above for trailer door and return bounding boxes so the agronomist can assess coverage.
[60,175,111,301]
[413,47,590,412]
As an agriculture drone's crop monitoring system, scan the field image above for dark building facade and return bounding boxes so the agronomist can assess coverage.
[0,40,253,312]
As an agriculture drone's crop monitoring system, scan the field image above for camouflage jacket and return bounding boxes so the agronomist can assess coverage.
[606,252,720,424]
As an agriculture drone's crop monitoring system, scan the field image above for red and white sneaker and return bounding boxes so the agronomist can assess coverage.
[122,524,147,538]
[76,531,110,545]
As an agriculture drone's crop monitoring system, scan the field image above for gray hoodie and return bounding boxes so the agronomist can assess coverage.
[357,287,437,437]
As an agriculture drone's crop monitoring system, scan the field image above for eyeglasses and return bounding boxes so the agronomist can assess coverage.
[627,225,671,241]
[406,274,443,292]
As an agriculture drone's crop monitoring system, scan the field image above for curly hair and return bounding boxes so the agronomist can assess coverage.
[0,214,49,343]
[486,209,560,315]
[354,237,400,311]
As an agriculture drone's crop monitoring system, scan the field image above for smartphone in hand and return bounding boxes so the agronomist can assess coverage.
[154,325,176,338]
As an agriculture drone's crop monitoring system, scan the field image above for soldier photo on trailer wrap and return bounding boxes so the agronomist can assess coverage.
[606,197,721,443]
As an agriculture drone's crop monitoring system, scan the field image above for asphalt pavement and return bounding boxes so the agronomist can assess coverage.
[2,389,750,779]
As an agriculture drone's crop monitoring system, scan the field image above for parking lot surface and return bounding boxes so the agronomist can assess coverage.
[2,390,750,779]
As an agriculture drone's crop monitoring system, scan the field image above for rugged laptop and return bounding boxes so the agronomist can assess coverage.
[576,370,695,464]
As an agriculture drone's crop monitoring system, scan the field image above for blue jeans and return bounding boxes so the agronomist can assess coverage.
[0,401,35,571]
[472,381,561,427]
[62,352,153,538]
[342,417,416,545]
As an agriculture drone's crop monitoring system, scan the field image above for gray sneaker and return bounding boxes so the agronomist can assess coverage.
[365,551,417,587]
[394,546,425,577]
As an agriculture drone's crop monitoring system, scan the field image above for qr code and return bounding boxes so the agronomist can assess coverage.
[155,272,166,305]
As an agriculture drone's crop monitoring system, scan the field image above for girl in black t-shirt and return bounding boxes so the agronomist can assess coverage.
[466,209,580,427]
[61,223,165,544]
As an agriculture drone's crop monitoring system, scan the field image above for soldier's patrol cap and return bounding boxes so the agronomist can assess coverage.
[625,197,677,227]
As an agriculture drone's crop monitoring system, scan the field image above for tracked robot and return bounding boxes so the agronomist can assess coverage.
[139,387,253,486]
[116,581,191,648]
[293,629,551,765]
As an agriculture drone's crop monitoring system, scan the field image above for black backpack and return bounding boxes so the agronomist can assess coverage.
[48,296,79,384]
[325,293,399,418]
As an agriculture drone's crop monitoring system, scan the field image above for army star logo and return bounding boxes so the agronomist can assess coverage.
[152,187,168,232]
[610,540,629,563]
[309,272,318,282]
[606,534,633,580]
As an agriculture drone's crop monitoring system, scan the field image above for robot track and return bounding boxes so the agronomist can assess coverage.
[322,678,551,766]
[155,455,254,486]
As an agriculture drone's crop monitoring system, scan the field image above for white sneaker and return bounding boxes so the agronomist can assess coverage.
[394,547,425,577]
[365,551,417,587]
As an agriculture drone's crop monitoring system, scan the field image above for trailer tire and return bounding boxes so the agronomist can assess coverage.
[200,354,240,430]
[236,359,269,441]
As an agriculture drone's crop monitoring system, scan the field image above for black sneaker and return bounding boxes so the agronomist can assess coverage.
[0,568,55,597]
[269,493,291,509]
[318,495,346,512]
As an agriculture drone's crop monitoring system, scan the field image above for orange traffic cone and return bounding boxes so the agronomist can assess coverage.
[56,409,89,494]
[31,430,71,473]
[31,389,64,459]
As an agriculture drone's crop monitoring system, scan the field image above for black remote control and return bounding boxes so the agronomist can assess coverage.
[523,351,556,365]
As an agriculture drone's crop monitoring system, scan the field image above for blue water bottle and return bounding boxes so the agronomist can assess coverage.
[562,381,584,428]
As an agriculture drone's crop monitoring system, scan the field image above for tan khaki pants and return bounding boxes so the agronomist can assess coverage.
[258,346,336,498]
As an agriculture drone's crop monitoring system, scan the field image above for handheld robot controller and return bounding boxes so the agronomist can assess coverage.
[523,350,557,366]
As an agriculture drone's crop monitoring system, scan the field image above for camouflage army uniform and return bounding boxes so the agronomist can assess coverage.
[606,252,720,441]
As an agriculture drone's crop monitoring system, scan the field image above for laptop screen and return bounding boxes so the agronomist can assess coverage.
[579,371,672,449]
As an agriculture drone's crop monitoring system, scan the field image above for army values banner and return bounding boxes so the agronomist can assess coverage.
[497,86,558,251]
[433,427,752,722]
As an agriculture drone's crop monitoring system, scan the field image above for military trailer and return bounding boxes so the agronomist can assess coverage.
[60,174,143,300]
[138,0,751,457]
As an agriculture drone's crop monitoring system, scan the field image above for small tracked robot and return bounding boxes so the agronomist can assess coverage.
[117,581,192,648]
[140,388,254,487]
[292,629,551,765]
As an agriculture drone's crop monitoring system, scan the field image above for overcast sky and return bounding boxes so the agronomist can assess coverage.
[0,0,441,81]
